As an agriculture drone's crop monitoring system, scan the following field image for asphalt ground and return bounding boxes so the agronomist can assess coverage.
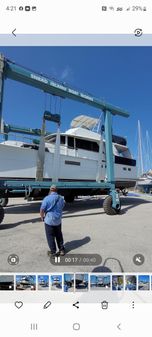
[0,194,152,273]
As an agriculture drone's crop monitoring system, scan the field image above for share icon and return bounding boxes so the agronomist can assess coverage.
[73,301,79,309]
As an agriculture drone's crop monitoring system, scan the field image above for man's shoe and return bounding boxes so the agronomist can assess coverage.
[59,249,65,256]
[47,250,56,257]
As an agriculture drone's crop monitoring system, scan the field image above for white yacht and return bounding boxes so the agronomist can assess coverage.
[136,173,152,193]
[0,115,137,199]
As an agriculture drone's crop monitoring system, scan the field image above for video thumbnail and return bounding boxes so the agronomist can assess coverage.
[38,275,49,290]
[0,275,14,290]
[50,275,62,291]
[16,275,36,291]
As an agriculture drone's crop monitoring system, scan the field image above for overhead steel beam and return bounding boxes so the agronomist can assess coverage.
[4,58,130,118]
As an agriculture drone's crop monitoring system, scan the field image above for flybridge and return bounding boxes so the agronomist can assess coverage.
[0,54,129,118]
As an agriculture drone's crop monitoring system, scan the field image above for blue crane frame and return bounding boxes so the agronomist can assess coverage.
[0,53,130,212]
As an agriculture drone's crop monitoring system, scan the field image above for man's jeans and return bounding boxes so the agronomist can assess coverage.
[45,223,64,253]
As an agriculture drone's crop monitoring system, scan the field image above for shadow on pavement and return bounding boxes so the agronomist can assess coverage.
[63,211,104,218]
[2,196,152,219]
[64,236,91,253]
[120,197,152,215]
[4,198,103,215]
[0,217,41,230]
[92,266,112,273]
[4,202,41,215]
[91,257,124,273]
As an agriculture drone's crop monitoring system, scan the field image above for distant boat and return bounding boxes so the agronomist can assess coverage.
[136,173,152,193]
[136,120,152,193]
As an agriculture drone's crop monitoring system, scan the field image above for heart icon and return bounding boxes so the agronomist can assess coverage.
[15,301,23,309]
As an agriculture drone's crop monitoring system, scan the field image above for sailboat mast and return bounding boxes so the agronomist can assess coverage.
[145,130,152,172]
[138,120,144,176]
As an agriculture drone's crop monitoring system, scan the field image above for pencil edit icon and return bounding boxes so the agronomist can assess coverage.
[43,301,51,309]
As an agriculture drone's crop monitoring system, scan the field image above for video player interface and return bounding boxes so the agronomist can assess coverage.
[0,46,152,303]
[0,2,152,335]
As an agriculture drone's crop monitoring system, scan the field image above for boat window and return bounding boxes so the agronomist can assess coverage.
[46,135,65,145]
[115,156,136,166]
[115,145,131,158]
[49,136,56,143]
[61,135,65,144]
[76,138,99,152]
[92,142,99,152]
[68,136,74,148]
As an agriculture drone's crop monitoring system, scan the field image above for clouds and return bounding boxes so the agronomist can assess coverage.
[60,65,73,81]
[49,65,74,83]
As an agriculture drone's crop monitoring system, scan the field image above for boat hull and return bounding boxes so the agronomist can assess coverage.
[0,142,137,194]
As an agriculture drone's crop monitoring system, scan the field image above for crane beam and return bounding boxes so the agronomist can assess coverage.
[3,57,129,117]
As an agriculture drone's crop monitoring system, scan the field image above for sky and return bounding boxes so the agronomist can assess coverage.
[1,46,152,167]
[51,275,62,283]
[64,274,74,282]
[76,274,88,282]
[16,275,36,283]
[138,275,150,283]
[38,275,49,283]
[90,275,110,283]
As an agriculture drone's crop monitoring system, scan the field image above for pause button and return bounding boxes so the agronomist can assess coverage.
[30,323,38,331]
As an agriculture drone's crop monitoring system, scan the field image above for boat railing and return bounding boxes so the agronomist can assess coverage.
[0,131,71,156]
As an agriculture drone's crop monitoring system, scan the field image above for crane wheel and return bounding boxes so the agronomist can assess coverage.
[103,195,121,215]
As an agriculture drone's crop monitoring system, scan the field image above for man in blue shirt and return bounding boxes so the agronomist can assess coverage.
[40,185,65,257]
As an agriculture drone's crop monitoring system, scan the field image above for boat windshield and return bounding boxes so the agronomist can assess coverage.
[48,135,56,143]
[45,135,66,144]
[115,144,131,158]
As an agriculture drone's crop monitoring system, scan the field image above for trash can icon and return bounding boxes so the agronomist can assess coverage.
[101,300,108,309]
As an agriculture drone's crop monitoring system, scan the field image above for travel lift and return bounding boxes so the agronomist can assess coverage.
[0,53,130,223]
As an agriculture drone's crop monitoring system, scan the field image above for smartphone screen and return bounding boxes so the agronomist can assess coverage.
[0,1,152,335]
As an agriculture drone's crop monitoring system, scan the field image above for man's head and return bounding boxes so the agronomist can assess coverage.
[50,184,57,193]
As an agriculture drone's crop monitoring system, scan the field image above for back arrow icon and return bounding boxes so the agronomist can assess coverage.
[73,301,79,309]
[12,29,16,37]
[117,323,122,330]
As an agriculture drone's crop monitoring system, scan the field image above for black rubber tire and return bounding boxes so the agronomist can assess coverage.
[64,194,75,203]
[0,205,4,224]
[103,195,121,215]
[0,198,9,207]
